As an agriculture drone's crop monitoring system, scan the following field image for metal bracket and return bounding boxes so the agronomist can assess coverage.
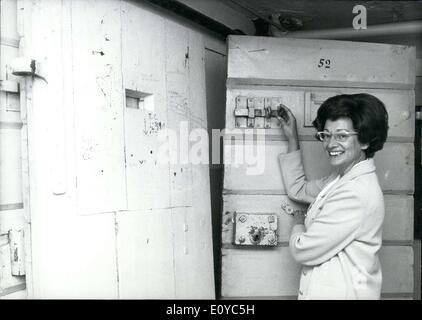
[233,212,278,246]
[281,200,306,218]
[0,79,19,93]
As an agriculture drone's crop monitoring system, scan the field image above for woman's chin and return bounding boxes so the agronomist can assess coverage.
[328,157,343,167]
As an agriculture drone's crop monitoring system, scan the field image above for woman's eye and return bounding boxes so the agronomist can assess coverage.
[337,134,347,140]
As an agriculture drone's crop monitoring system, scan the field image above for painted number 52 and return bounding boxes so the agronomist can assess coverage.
[318,58,331,69]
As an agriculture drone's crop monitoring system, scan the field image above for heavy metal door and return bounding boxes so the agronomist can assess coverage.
[221,36,416,299]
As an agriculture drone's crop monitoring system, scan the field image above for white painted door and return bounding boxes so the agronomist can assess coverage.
[11,0,215,299]
[221,36,416,299]
[0,0,28,298]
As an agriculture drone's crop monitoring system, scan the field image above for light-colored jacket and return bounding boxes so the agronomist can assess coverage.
[278,150,384,300]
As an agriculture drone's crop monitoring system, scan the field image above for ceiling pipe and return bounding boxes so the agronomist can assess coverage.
[273,20,422,39]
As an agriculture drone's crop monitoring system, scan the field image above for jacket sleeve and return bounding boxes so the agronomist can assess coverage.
[289,180,365,266]
[278,150,335,204]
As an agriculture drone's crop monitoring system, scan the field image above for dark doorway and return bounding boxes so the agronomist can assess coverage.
[415,106,421,240]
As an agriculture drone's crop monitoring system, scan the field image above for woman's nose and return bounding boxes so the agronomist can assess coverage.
[325,135,338,148]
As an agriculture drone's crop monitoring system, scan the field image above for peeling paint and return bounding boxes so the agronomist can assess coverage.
[81,138,98,160]
[184,46,190,68]
[391,45,407,55]
[168,90,188,115]
[143,113,163,135]
[248,48,268,53]
[92,50,105,56]
[13,248,18,262]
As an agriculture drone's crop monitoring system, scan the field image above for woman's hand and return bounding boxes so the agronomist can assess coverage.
[276,105,300,152]
[292,210,305,225]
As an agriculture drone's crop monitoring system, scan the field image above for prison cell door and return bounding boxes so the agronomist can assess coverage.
[0,0,28,298]
[6,0,215,298]
[221,36,416,299]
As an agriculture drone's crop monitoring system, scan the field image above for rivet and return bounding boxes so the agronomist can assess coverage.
[239,214,247,223]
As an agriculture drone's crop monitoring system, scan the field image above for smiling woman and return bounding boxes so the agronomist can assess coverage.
[312,94,389,176]
[277,93,389,300]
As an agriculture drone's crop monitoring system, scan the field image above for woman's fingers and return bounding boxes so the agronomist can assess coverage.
[276,115,285,124]
[280,103,293,113]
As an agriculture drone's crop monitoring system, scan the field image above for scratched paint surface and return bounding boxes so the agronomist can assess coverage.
[71,0,127,215]
[117,1,214,298]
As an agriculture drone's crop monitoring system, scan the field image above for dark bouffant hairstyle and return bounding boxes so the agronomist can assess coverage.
[312,94,389,158]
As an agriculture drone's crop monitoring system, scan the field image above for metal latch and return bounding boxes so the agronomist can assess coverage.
[10,57,47,83]
[234,96,287,129]
[233,212,278,246]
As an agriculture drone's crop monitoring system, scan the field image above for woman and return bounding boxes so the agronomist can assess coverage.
[278,93,389,300]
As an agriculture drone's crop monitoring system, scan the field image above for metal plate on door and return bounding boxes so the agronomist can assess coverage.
[233,212,278,246]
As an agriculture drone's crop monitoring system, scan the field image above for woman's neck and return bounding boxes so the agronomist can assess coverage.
[338,154,367,177]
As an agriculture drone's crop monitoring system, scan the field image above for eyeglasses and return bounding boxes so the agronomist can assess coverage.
[315,131,359,142]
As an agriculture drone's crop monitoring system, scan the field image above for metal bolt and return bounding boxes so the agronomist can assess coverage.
[268,235,277,245]
[239,214,247,223]
[281,202,294,215]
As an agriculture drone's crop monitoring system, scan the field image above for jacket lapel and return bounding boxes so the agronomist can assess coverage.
[305,159,376,224]
[328,159,376,194]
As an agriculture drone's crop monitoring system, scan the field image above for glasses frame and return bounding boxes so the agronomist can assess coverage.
[315,131,359,143]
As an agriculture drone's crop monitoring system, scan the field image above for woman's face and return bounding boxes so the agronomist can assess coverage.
[323,117,368,175]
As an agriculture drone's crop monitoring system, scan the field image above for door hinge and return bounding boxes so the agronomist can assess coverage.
[1,230,26,276]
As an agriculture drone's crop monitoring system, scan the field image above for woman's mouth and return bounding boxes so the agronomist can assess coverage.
[328,150,344,157]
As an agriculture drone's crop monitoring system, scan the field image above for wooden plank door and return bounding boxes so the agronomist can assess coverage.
[12,0,215,298]
[221,36,416,299]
